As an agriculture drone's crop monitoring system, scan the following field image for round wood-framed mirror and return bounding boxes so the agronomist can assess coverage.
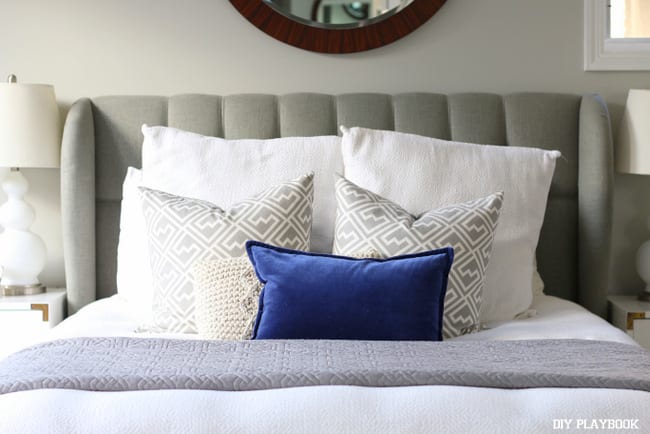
[230,0,447,54]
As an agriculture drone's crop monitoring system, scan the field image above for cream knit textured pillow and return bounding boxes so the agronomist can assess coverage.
[192,249,383,340]
[192,257,261,340]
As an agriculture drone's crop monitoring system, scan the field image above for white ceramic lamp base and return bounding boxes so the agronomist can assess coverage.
[636,239,650,302]
[0,169,46,295]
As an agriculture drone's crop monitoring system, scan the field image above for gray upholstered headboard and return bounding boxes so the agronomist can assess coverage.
[60,93,613,317]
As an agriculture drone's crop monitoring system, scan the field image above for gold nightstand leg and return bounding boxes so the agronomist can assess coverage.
[30,304,49,322]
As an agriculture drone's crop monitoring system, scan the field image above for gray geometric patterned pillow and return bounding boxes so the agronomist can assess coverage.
[333,175,503,339]
[140,173,314,333]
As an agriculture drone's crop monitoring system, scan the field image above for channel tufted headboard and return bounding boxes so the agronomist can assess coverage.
[60,92,613,317]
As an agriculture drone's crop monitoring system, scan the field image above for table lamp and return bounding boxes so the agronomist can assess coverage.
[0,75,61,295]
[617,88,650,302]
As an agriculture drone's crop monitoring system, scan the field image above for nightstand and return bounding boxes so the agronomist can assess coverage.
[608,295,650,350]
[0,288,66,359]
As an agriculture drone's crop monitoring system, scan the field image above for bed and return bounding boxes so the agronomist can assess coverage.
[1,92,649,433]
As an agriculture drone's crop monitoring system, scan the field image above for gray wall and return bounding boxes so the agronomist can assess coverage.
[0,0,649,294]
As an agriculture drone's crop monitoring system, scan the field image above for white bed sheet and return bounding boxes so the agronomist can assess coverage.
[1,295,647,434]
[47,293,638,345]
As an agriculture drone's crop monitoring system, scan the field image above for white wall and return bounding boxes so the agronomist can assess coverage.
[0,0,649,293]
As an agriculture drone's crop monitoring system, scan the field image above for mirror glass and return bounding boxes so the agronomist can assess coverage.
[264,0,414,28]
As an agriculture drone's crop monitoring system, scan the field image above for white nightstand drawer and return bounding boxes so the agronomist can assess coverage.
[0,309,49,328]
[0,288,66,359]
[633,318,650,349]
[608,295,650,350]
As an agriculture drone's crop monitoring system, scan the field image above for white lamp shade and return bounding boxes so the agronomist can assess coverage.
[0,82,61,168]
[617,89,650,175]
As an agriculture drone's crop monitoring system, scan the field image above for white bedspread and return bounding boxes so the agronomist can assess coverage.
[1,295,647,434]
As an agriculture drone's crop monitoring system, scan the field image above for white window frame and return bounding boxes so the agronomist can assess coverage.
[584,0,650,71]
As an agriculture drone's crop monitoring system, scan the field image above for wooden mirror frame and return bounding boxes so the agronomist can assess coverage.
[230,0,447,54]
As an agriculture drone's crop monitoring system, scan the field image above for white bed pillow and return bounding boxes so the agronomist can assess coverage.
[116,167,153,323]
[116,126,341,318]
[141,125,342,253]
[341,126,560,322]
[532,260,545,296]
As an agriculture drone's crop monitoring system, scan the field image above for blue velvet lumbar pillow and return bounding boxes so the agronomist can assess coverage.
[246,241,454,341]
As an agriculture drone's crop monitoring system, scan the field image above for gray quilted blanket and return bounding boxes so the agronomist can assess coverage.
[1,337,649,394]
